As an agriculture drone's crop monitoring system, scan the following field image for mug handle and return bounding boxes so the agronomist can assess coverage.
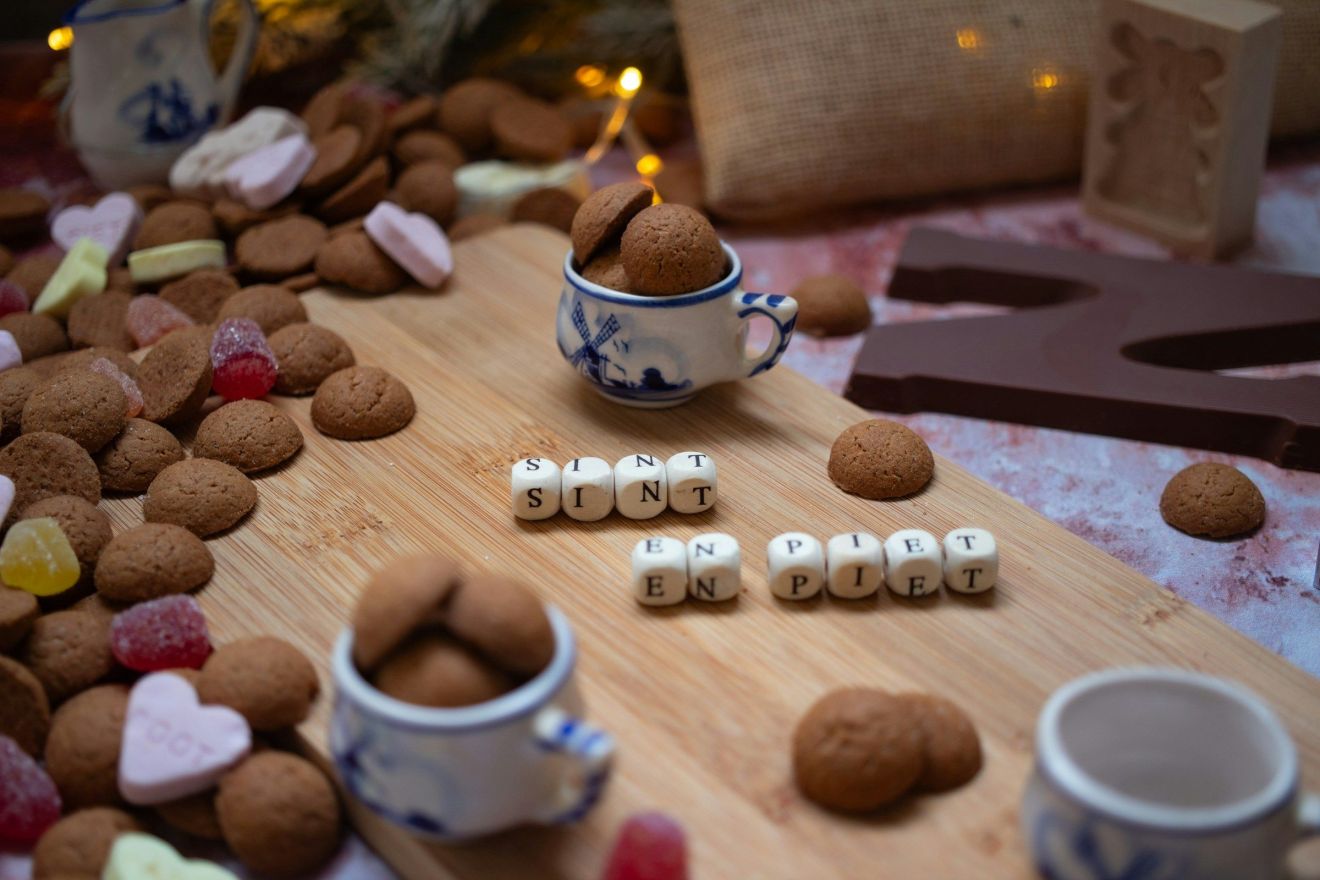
[529,706,615,825]
[1287,792,1320,879]
[198,0,259,122]
[733,292,798,378]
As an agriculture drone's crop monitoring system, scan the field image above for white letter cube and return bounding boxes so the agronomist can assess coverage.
[511,457,561,520]
[883,529,942,597]
[943,528,998,593]
[687,532,740,601]
[665,451,717,514]
[561,457,614,522]
[632,536,688,606]
[767,532,824,600]
[614,454,668,519]
[826,532,884,599]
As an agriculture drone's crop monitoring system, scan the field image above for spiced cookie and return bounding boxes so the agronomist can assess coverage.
[396,160,458,226]
[94,418,185,493]
[21,370,127,452]
[94,523,214,603]
[620,203,724,295]
[105,267,137,295]
[0,244,10,276]
[0,367,40,442]
[67,290,134,351]
[159,268,239,323]
[445,574,554,678]
[490,99,572,163]
[570,182,654,265]
[134,202,217,250]
[340,94,388,168]
[301,81,348,139]
[0,432,101,524]
[282,272,320,293]
[313,232,406,295]
[126,184,174,212]
[311,365,414,439]
[0,585,39,652]
[392,130,466,169]
[511,187,580,233]
[43,684,128,808]
[375,631,513,707]
[895,693,982,792]
[447,213,507,242]
[300,126,364,196]
[31,807,142,879]
[1160,462,1266,538]
[580,246,630,291]
[268,323,355,395]
[351,555,462,671]
[21,495,113,589]
[438,78,523,152]
[20,610,115,704]
[827,418,934,500]
[0,655,49,757]
[5,253,61,299]
[212,198,302,238]
[386,94,439,137]
[0,312,70,361]
[137,330,213,425]
[216,752,341,877]
[49,347,138,382]
[0,188,49,239]
[236,214,328,280]
[156,790,223,840]
[144,458,257,537]
[197,636,318,730]
[215,285,307,336]
[791,274,872,336]
[192,400,303,473]
[317,156,389,224]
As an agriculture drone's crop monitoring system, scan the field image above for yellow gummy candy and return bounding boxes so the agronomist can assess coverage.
[104,833,240,880]
[32,237,109,319]
[128,240,226,285]
[0,517,80,597]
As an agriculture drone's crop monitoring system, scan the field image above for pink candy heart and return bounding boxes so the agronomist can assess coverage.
[50,193,142,266]
[223,133,317,211]
[118,672,251,806]
[364,201,453,289]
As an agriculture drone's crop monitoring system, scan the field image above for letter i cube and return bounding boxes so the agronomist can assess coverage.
[767,532,824,600]
[614,454,668,519]
[943,528,998,593]
[632,537,688,606]
[826,532,883,598]
[511,457,561,520]
[561,457,614,522]
[883,529,942,597]
[665,451,717,514]
[686,532,740,601]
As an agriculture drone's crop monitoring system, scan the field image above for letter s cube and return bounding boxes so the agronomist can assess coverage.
[511,457,561,520]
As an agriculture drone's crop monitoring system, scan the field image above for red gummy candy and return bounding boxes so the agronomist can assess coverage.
[0,735,62,843]
[602,812,688,880]
[0,279,28,317]
[210,317,277,401]
[110,594,212,672]
[89,357,144,418]
[127,295,194,348]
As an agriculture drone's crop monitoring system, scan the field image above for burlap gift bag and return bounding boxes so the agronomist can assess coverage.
[673,0,1320,222]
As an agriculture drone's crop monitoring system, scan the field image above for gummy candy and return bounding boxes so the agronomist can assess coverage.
[0,517,81,597]
[0,735,62,843]
[90,357,144,418]
[110,595,212,672]
[126,294,194,348]
[210,317,277,401]
[0,279,29,317]
[602,812,688,880]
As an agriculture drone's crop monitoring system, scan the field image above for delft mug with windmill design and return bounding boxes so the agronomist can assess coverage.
[556,241,798,407]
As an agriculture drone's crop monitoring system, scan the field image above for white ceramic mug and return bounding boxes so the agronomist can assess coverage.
[556,242,798,407]
[329,605,614,840]
[1022,668,1319,880]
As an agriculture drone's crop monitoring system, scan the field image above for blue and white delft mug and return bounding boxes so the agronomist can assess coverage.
[556,242,798,408]
[1022,668,1319,880]
[330,605,614,840]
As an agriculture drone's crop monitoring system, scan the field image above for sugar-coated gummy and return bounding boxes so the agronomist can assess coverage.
[602,811,688,880]
[126,295,194,348]
[110,595,212,672]
[209,318,277,401]
[90,357,144,418]
[0,735,62,842]
[0,517,81,597]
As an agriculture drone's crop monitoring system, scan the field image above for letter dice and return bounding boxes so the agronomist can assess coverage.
[665,451,717,514]
[767,533,824,600]
[943,528,998,593]
[561,457,614,522]
[511,457,561,521]
[826,532,884,599]
[614,454,668,519]
[632,537,688,606]
[687,532,740,601]
[883,529,942,597]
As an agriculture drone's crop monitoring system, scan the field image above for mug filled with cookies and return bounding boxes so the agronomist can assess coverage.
[330,557,613,840]
[557,183,798,407]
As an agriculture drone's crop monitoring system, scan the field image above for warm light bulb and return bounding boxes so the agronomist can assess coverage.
[575,65,606,88]
[615,67,643,97]
[636,154,663,177]
[1033,67,1061,90]
[47,26,73,51]
[955,28,980,50]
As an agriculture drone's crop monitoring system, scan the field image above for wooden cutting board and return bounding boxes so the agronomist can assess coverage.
[98,225,1320,879]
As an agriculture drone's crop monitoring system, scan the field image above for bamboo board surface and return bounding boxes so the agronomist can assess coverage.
[100,225,1320,879]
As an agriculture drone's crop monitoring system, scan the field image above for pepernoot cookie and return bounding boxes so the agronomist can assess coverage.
[126,184,175,213]
[94,523,214,603]
[392,130,466,169]
[386,94,439,137]
[311,365,415,439]
[445,573,554,678]
[895,693,983,792]
[215,285,307,335]
[236,214,328,280]
[351,555,462,672]
[268,323,355,396]
[314,231,406,295]
[375,630,513,708]
[1160,462,1266,538]
[0,431,101,525]
[620,203,725,296]
[300,126,364,197]
[490,99,572,163]
[317,156,390,224]
[197,636,319,730]
[192,400,303,473]
[159,268,239,323]
[792,688,925,812]
[0,312,70,362]
[282,272,320,293]
[212,198,302,238]
[144,458,257,537]
[43,684,128,808]
[156,790,223,840]
[791,274,872,337]
[133,202,217,250]
[396,160,458,226]
[216,752,342,877]
[0,244,10,276]
[20,609,115,704]
[32,807,142,879]
[0,585,39,652]
[0,188,49,239]
[95,418,186,493]
[21,370,127,452]
[828,418,934,500]
[49,346,139,381]
[438,78,523,153]
[67,290,134,351]
[511,187,581,233]
[0,368,41,442]
[580,246,631,292]
[0,655,50,757]
[21,495,113,590]
[137,330,213,425]
[339,94,388,169]
[570,182,654,265]
[301,81,348,139]
[447,213,507,242]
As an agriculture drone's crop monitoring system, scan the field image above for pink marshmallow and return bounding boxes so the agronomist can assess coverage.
[223,133,317,212]
[0,329,22,373]
[364,201,454,289]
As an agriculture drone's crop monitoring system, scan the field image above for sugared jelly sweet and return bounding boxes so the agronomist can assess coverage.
[210,317,277,401]
[602,812,688,880]
[0,735,62,843]
[126,294,194,348]
[90,357,144,418]
[0,279,29,317]
[110,595,212,672]
[0,517,81,597]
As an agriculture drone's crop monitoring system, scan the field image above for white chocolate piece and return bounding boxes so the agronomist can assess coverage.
[686,532,740,601]
[614,454,668,520]
[170,107,307,199]
[454,159,591,219]
[883,529,942,597]
[511,457,561,521]
[942,527,998,594]
[826,532,884,599]
[665,451,717,514]
[767,532,824,600]
[562,456,614,522]
[632,536,688,606]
